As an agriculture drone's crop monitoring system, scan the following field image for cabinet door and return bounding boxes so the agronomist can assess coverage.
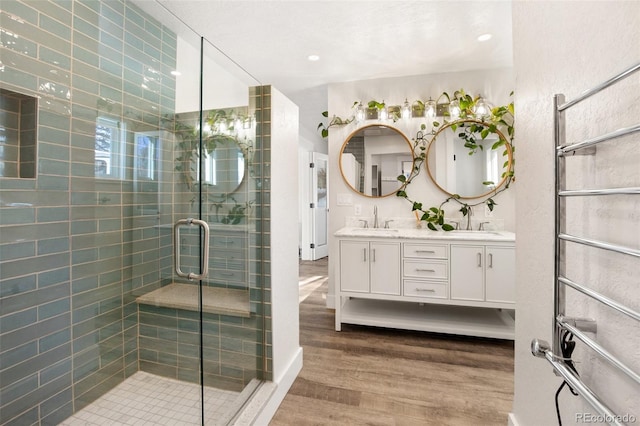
[450,245,484,301]
[485,246,516,303]
[370,242,401,295]
[340,241,370,292]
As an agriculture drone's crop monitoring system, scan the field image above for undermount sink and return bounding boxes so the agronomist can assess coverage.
[349,228,399,234]
[446,230,501,237]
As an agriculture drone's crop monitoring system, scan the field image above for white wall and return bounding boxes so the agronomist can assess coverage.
[175,36,256,112]
[511,2,640,425]
[259,87,303,421]
[326,68,515,307]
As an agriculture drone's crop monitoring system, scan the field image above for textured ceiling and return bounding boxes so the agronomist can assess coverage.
[154,0,514,99]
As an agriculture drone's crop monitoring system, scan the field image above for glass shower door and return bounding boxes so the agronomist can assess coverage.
[130,3,266,423]
[197,37,265,424]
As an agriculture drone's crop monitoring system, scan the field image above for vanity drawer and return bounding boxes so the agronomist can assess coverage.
[210,268,245,283]
[403,260,448,279]
[211,235,246,250]
[210,248,245,261]
[403,280,448,299]
[403,244,448,260]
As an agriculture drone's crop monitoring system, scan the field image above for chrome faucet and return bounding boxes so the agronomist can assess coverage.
[465,205,473,230]
[373,205,379,229]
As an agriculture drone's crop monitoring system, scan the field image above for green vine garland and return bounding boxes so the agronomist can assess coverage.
[396,90,515,231]
[318,90,515,230]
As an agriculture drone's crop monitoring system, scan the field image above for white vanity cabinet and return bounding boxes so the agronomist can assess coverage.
[334,228,516,340]
[339,240,401,295]
[450,245,516,303]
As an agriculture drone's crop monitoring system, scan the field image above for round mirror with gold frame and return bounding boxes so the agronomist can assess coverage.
[202,136,247,194]
[426,119,513,199]
[339,124,414,197]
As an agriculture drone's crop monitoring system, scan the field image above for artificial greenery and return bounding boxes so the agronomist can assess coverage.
[317,99,403,137]
[396,90,515,231]
[317,101,359,138]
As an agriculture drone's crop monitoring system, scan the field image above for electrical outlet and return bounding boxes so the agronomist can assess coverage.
[354,204,362,215]
[485,204,493,217]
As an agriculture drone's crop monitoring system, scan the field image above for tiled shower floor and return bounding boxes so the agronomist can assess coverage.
[60,372,240,425]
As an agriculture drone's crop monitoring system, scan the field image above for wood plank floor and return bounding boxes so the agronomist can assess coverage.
[270,257,514,425]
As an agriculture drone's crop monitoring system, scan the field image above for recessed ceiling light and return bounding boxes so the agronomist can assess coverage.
[477,33,492,42]
[171,70,181,76]
[307,54,320,61]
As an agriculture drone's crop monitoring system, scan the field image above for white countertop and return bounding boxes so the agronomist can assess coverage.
[334,227,516,242]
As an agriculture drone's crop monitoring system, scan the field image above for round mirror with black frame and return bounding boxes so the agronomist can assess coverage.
[425,119,513,199]
[339,124,414,198]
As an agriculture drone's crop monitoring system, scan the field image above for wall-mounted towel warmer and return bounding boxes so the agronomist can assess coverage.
[531,62,640,426]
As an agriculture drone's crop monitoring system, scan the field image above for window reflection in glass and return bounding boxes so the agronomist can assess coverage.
[95,117,125,179]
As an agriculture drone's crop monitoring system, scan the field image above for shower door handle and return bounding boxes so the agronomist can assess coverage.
[174,218,210,280]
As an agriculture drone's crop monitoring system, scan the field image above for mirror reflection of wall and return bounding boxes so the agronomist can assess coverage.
[427,120,512,199]
[341,135,365,192]
[339,125,413,197]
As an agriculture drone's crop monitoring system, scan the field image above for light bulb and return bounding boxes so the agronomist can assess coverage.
[473,97,492,118]
[401,99,411,120]
[355,102,366,123]
[425,98,437,118]
[449,100,461,119]
[379,101,388,121]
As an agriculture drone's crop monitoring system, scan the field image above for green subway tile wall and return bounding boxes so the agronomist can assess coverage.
[0,0,175,421]
[1,0,270,423]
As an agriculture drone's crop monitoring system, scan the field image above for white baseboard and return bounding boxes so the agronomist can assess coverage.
[325,293,335,309]
[508,412,519,426]
[245,347,303,426]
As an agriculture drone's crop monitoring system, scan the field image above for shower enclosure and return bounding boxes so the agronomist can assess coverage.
[0,1,273,424]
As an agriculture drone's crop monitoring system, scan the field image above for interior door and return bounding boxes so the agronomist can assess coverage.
[310,152,328,259]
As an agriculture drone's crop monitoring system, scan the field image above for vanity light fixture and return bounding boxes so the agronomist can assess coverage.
[401,99,411,120]
[473,97,492,118]
[425,98,437,119]
[355,102,366,123]
[379,100,389,121]
[448,99,461,119]
[348,93,493,122]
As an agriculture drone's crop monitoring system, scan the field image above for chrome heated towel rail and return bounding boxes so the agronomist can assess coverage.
[530,62,640,426]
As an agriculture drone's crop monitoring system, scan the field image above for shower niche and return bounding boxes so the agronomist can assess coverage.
[0,88,37,178]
